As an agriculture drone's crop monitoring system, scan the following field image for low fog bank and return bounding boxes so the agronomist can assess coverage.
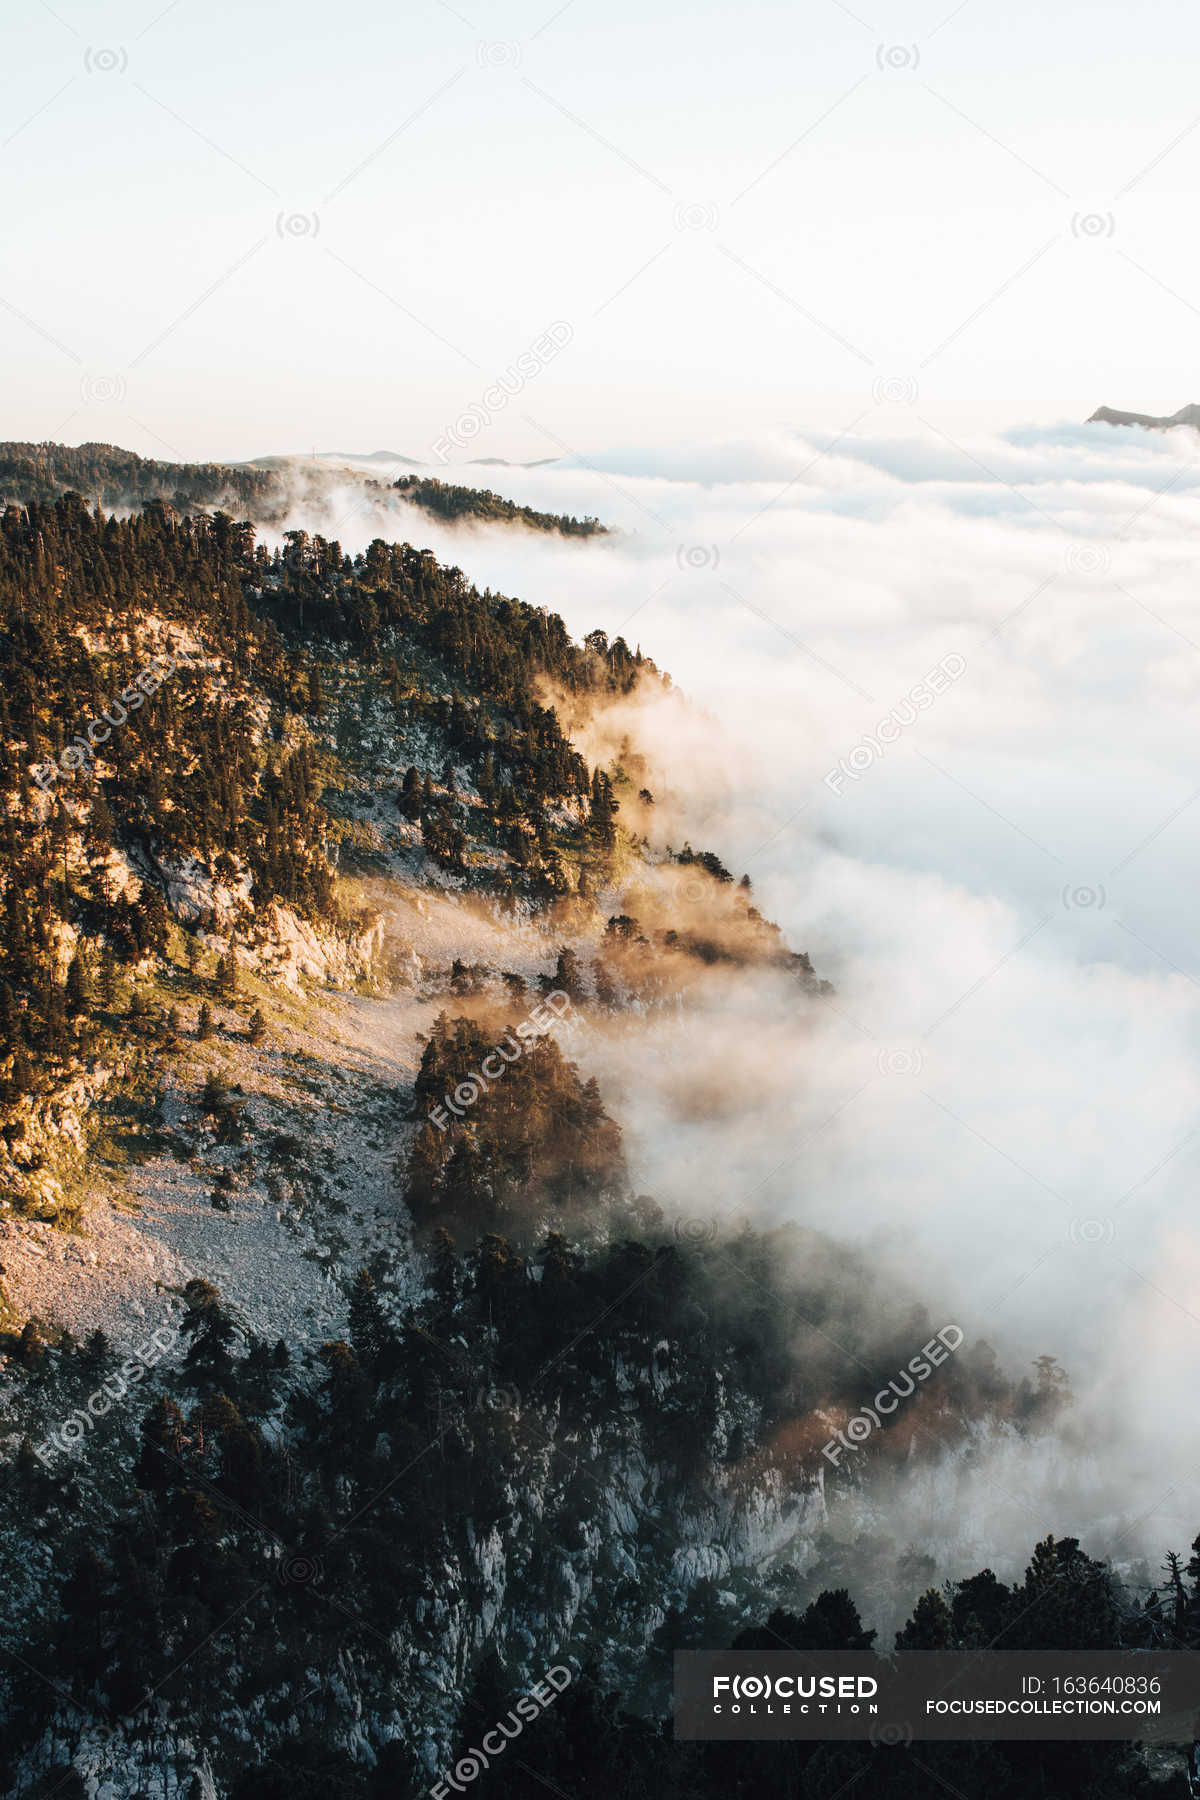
[281,419,1200,1586]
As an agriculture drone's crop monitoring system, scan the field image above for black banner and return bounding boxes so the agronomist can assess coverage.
[674,1652,1200,1742]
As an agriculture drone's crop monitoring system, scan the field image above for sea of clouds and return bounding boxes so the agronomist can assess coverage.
[281,416,1200,1589]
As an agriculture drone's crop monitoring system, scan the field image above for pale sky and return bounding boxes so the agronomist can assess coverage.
[5,0,1200,462]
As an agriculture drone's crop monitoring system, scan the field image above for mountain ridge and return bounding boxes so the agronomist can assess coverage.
[1089,401,1200,430]
[0,458,1184,1800]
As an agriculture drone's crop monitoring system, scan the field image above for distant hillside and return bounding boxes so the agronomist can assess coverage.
[0,441,280,511]
[469,455,561,468]
[393,474,608,537]
[1089,402,1200,431]
[0,443,609,541]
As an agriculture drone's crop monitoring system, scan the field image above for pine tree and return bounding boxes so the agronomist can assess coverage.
[543,945,584,1003]
[131,887,169,957]
[201,1071,227,1113]
[97,943,117,1007]
[478,751,496,801]
[588,767,618,847]
[65,949,89,1016]
[399,765,422,821]
[79,1328,110,1379]
[348,1268,392,1373]
[0,981,19,1046]
[17,1319,45,1370]
[180,1278,237,1386]
[135,1394,189,1493]
[592,958,619,1009]
[896,1587,956,1648]
[429,1227,459,1322]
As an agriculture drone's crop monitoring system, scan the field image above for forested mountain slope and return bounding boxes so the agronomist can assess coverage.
[0,476,1188,1800]
[391,475,606,537]
[0,443,280,513]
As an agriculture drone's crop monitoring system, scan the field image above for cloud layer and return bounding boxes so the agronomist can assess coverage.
[282,418,1200,1588]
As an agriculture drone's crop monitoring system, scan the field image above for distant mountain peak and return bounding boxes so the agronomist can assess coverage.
[1089,402,1200,430]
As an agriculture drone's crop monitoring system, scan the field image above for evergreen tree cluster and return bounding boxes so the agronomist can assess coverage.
[263,530,655,897]
[393,475,607,537]
[0,491,658,1110]
[405,1009,623,1234]
[0,441,279,512]
[0,1229,1182,1799]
